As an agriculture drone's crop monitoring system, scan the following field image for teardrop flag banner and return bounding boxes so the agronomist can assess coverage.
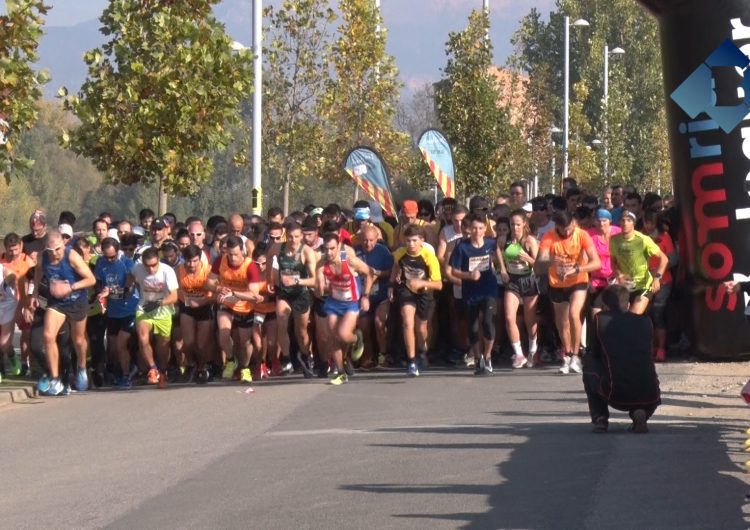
[417,128,455,198]
[343,146,395,216]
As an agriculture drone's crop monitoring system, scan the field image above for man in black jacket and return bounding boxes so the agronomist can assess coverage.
[583,285,661,433]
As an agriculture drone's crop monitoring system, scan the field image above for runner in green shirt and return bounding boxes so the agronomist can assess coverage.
[609,210,668,315]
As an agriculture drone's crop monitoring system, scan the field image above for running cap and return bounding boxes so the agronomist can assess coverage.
[151,218,167,230]
[353,207,370,221]
[310,207,324,217]
[402,200,419,216]
[132,226,146,236]
[368,201,384,223]
[58,224,73,238]
[596,209,612,221]
[107,228,120,241]
[521,202,533,213]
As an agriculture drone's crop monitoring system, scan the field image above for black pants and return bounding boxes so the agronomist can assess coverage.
[466,297,497,344]
[582,357,658,422]
[87,313,107,369]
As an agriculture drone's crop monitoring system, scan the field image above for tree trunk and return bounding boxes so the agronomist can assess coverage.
[158,178,168,215]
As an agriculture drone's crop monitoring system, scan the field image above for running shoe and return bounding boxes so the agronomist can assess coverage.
[418,351,429,369]
[74,368,89,391]
[281,360,294,375]
[259,363,270,380]
[569,355,583,374]
[329,373,348,386]
[271,361,283,377]
[239,367,253,384]
[62,384,72,396]
[485,358,494,374]
[222,360,237,380]
[0,369,3,383]
[8,354,21,376]
[630,409,649,434]
[20,362,29,377]
[37,375,50,394]
[196,369,209,385]
[115,375,132,390]
[464,354,475,368]
[344,358,354,377]
[407,362,419,377]
[46,378,64,396]
[158,371,168,389]
[297,352,315,379]
[92,369,104,388]
[592,417,608,434]
[351,330,364,362]
[377,353,387,368]
[147,368,160,384]
[559,356,571,375]
[512,353,527,369]
[527,351,537,369]
[474,356,486,376]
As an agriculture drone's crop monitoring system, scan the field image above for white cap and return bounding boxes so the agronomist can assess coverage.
[522,202,533,213]
[107,228,120,241]
[58,224,73,238]
[132,226,145,236]
[369,200,385,223]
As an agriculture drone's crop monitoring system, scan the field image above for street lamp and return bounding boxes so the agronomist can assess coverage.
[252,0,262,215]
[603,45,625,184]
[550,125,562,194]
[562,17,589,186]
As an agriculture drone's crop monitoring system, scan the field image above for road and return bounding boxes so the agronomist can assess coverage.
[3,362,750,529]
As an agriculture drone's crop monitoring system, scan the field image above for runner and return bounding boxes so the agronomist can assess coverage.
[1,233,34,376]
[388,224,442,377]
[643,209,676,362]
[176,244,214,383]
[95,238,139,389]
[534,210,601,375]
[129,247,179,387]
[446,213,498,375]
[29,230,96,395]
[267,223,317,376]
[22,209,49,260]
[316,232,373,385]
[0,260,17,382]
[206,235,258,384]
[587,209,621,317]
[609,210,668,315]
[248,244,277,380]
[498,209,539,369]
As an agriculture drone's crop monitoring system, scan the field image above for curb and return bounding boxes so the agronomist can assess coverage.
[0,381,38,407]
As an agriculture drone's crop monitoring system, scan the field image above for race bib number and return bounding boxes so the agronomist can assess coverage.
[403,266,425,281]
[38,295,48,310]
[468,255,490,273]
[253,313,266,326]
[331,285,352,301]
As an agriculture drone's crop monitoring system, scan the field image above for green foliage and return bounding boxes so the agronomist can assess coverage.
[318,0,411,186]
[60,0,253,198]
[0,0,50,180]
[436,9,520,198]
[510,0,669,193]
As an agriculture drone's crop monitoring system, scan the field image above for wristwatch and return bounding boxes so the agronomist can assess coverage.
[653,272,662,280]
[294,278,300,286]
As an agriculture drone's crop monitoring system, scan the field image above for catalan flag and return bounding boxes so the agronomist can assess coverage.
[418,129,455,198]
[344,147,395,216]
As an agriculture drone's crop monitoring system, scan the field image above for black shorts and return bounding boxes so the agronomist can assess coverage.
[629,289,654,304]
[48,298,88,322]
[506,274,539,299]
[252,311,276,326]
[312,297,327,319]
[179,302,213,322]
[549,283,588,304]
[106,314,135,335]
[590,286,607,309]
[396,285,435,321]
[278,289,312,315]
[217,306,254,329]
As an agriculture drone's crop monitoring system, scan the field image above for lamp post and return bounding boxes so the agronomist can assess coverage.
[251,0,262,215]
[603,45,625,184]
[562,17,589,185]
[550,125,561,194]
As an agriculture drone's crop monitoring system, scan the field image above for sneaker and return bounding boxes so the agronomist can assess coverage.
[62,384,73,396]
[74,368,89,391]
[344,358,354,377]
[271,361,283,377]
[569,355,583,374]
[407,362,419,377]
[527,351,537,368]
[8,354,21,376]
[222,360,237,380]
[47,378,64,396]
[92,369,105,388]
[464,354,475,368]
[559,356,571,375]
[329,373,348,385]
[37,375,50,394]
[592,417,608,433]
[654,348,666,363]
[158,371,168,389]
[259,363,270,380]
[297,352,315,379]
[20,362,29,377]
[512,353,527,369]
[115,376,132,390]
[474,356,486,376]
[418,351,429,370]
[147,368,160,385]
[630,409,649,434]
[239,367,253,384]
[195,369,209,385]
[281,360,294,375]
[485,358,494,374]
[350,330,364,362]
[377,353,387,368]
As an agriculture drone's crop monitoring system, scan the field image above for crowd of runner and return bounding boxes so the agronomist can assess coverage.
[0,177,686,395]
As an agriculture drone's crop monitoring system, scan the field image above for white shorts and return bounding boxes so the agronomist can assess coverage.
[0,301,18,326]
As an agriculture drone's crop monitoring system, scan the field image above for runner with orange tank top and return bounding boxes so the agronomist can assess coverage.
[1,233,33,376]
[206,235,261,384]
[177,244,214,384]
[249,243,277,380]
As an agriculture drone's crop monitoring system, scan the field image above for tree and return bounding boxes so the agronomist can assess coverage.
[395,84,441,192]
[0,0,50,180]
[318,0,411,190]
[436,9,520,198]
[263,0,336,214]
[60,0,253,214]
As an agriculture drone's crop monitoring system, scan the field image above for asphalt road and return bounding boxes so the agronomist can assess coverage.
[3,364,750,529]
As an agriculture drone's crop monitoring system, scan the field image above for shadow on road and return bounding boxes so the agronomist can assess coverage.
[343,417,750,529]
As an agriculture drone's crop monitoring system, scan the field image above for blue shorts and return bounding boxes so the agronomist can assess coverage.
[322,298,360,317]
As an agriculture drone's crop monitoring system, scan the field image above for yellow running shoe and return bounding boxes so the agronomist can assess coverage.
[223,360,237,380]
[329,374,348,386]
[239,367,252,384]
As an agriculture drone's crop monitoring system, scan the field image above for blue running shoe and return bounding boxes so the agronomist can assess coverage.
[407,362,419,377]
[47,379,64,396]
[115,376,132,390]
[37,375,51,394]
[74,368,89,391]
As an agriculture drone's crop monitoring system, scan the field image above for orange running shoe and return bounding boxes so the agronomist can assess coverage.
[147,368,160,385]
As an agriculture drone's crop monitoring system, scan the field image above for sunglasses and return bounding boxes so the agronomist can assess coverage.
[269,235,282,241]
[46,245,63,252]
[189,232,203,237]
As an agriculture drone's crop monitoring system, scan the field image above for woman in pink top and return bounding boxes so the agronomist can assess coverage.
[586,209,621,316]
